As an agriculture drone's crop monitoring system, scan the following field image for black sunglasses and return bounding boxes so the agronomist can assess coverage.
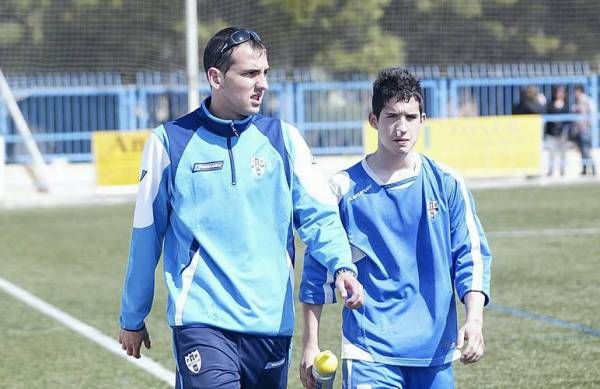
[212,29,262,68]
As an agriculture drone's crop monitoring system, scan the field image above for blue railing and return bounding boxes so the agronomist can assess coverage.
[1,85,137,163]
[1,71,598,162]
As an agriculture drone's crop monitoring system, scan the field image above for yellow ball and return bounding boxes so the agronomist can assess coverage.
[314,350,338,375]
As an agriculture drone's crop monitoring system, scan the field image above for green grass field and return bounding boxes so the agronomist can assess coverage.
[1,183,599,388]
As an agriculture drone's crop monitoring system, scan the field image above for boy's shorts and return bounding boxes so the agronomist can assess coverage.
[342,359,454,389]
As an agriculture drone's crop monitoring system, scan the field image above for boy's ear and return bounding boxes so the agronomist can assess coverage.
[368,112,378,129]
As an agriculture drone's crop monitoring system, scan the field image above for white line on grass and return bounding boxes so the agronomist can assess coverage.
[0,276,175,387]
[488,227,600,238]
[489,303,600,337]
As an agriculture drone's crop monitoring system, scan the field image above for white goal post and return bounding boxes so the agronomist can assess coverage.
[0,69,50,192]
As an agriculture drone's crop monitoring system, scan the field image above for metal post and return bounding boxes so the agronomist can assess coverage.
[186,0,200,112]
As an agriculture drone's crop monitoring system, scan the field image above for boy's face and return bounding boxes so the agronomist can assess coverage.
[369,97,424,157]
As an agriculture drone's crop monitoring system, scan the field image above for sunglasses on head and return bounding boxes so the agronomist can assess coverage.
[212,29,262,68]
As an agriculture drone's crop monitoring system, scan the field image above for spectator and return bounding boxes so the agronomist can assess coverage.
[572,84,597,176]
[457,92,479,117]
[544,85,569,176]
[513,85,545,115]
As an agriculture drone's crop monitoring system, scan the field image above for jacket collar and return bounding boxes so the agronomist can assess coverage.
[196,97,255,137]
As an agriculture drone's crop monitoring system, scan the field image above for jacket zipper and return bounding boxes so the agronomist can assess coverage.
[227,122,239,186]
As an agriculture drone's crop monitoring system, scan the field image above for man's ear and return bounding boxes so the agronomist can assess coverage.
[368,112,378,129]
[421,112,427,122]
[207,67,223,90]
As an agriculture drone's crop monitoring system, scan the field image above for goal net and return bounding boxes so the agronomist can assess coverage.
[1,0,597,78]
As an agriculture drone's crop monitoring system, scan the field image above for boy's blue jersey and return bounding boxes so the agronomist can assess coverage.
[300,156,492,366]
[120,98,355,336]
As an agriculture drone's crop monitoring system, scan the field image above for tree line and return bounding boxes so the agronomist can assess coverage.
[0,0,598,75]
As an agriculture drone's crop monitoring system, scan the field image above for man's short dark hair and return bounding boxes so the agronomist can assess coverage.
[372,68,424,118]
[203,27,266,75]
[574,84,585,93]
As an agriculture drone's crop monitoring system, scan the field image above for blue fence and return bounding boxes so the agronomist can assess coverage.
[294,79,444,154]
[1,72,598,162]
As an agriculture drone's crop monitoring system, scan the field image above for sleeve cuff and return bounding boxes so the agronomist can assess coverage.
[459,289,490,306]
[120,316,146,332]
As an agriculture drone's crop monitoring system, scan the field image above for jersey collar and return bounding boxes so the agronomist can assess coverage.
[196,97,255,137]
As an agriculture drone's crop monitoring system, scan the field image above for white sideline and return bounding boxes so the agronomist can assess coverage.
[0,276,175,387]
[488,227,600,238]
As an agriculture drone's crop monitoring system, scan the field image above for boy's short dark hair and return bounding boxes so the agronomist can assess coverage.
[372,68,424,118]
[203,27,266,74]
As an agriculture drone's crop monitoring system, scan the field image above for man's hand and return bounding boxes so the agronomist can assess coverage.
[299,344,320,389]
[118,326,151,359]
[334,271,364,309]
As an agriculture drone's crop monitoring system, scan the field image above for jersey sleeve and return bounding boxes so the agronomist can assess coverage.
[119,128,171,330]
[299,171,351,305]
[447,174,492,305]
[282,123,356,282]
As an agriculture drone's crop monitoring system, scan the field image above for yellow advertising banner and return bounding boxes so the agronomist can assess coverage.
[363,115,543,177]
[92,130,150,186]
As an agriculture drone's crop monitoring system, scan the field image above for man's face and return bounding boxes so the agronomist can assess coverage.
[369,97,424,157]
[215,43,269,119]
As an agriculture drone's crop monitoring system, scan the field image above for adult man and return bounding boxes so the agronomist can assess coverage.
[300,69,492,388]
[118,27,363,389]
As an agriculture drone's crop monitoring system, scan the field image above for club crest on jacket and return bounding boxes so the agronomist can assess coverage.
[428,200,439,219]
[251,156,266,177]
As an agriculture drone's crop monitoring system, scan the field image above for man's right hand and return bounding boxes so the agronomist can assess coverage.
[334,271,364,309]
[118,326,151,359]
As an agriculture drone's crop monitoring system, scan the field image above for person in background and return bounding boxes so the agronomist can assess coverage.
[299,68,492,389]
[513,85,546,115]
[544,85,570,176]
[117,26,363,389]
[572,84,597,176]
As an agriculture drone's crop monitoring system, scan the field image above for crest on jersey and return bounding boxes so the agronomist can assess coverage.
[427,200,439,219]
[184,349,202,374]
[250,156,266,177]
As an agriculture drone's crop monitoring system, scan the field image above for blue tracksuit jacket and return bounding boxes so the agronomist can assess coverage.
[120,98,356,336]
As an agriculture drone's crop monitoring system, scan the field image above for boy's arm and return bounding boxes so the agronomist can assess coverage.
[446,172,492,364]
[457,291,485,364]
[300,303,323,389]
